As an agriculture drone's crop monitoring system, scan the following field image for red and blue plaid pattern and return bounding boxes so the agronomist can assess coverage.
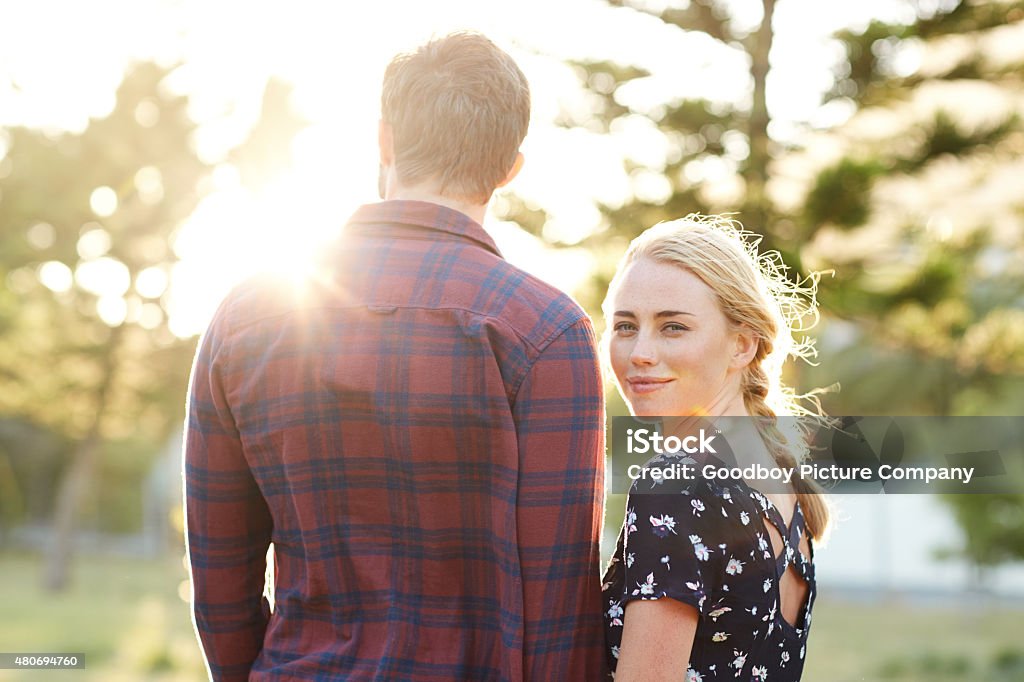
[184,200,607,681]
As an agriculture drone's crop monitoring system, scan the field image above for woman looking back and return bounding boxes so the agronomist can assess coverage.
[601,215,830,682]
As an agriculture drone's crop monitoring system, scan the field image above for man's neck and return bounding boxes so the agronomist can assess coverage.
[386,186,488,226]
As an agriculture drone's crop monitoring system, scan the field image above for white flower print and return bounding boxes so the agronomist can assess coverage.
[650,514,678,537]
[731,650,747,675]
[632,572,657,596]
[607,600,624,624]
[605,478,816,681]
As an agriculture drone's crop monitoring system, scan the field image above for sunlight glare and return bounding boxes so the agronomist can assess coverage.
[97,295,128,327]
[135,266,169,299]
[77,227,112,260]
[27,222,56,250]
[38,261,74,293]
[75,257,131,297]
[168,162,359,338]
[89,186,118,217]
[138,302,164,330]
[134,166,165,205]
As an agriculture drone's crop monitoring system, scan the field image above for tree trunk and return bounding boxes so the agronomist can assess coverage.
[42,433,101,591]
[743,0,776,233]
[42,327,122,592]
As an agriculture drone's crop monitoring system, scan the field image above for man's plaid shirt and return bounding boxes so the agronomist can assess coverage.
[184,200,607,680]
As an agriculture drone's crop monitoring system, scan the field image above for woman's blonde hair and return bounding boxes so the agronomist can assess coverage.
[603,214,831,540]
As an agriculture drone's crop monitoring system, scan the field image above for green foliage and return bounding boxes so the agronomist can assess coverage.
[502,0,785,257]
[917,1,1024,38]
[901,111,1019,170]
[511,0,1024,580]
[0,62,204,442]
[940,494,1024,567]
[804,158,885,229]
[827,20,914,104]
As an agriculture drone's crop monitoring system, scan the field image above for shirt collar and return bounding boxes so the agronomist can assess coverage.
[346,200,503,258]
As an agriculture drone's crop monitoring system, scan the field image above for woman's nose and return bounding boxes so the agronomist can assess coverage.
[629,335,657,366]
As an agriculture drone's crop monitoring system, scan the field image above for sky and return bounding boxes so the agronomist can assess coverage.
[0,0,915,337]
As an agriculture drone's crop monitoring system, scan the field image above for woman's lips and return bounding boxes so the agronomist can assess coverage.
[627,377,674,394]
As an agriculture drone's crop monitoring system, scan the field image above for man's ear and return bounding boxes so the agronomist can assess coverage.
[731,327,759,370]
[495,152,524,189]
[378,120,394,167]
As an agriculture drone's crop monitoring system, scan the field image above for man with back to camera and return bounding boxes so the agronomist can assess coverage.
[184,32,608,680]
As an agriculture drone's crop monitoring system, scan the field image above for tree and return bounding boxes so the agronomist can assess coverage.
[0,63,206,589]
[0,63,309,589]
[792,0,1024,417]
[498,0,1024,575]
[499,0,803,318]
[794,0,1024,572]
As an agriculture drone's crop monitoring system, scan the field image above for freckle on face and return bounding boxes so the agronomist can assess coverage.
[608,258,737,416]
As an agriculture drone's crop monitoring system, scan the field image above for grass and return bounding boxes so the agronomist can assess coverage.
[0,552,205,681]
[0,552,1022,680]
[805,594,1024,681]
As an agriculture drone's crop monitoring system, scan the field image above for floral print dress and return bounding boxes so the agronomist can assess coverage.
[603,455,816,681]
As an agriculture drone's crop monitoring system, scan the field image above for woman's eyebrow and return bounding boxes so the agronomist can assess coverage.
[613,310,695,318]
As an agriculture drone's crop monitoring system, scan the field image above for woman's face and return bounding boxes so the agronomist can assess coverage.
[607,257,750,417]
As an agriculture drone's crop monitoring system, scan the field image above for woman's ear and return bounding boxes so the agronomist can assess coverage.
[731,327,759,370]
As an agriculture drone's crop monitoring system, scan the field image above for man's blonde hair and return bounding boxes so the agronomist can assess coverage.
[381,32,530,204]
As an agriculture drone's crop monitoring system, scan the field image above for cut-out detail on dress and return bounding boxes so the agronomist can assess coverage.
[761,501,812,629]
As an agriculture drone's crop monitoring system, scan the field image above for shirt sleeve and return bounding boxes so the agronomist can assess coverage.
[184,303,273,682]
[619,476,714,613]
[512,317,608,680]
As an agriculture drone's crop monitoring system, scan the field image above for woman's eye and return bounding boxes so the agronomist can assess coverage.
[613,322,637,333]
[664,323,690,332]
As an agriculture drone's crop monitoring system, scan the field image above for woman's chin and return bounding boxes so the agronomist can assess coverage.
[625,397,669,418]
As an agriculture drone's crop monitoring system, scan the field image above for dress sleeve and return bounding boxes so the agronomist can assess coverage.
[618,476,718,613]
